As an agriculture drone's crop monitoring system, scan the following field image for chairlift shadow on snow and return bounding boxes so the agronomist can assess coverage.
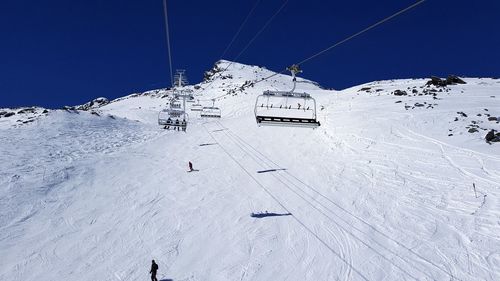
[250,212,292,218]
[257,168,287,174]
[199,143,218,146]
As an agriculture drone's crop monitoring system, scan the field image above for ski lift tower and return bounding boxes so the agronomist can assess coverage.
[172,70,193,118]
[173,69,189,88]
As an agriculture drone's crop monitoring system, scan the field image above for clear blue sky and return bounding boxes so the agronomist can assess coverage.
[1,0,499,108]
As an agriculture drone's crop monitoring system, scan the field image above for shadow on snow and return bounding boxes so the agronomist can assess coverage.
[256,168,287,174]
[250,212,292,218]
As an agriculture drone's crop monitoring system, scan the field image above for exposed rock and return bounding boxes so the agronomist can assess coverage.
[359,87,371,92]
[468,128,479,133]
[457,111,468,117]
[393,90,407,96]
[17,108,36,114]
[236,80,254,92]
[446,75,466,85]
[76,97,109,111]
[3,112,15,118]
[63,106,79,113]
[426,75,467,87]
[485,129,500,143]
[426,76,448,87]
[203,61,234,82]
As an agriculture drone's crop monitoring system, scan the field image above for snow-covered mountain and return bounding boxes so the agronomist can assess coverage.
[1,60,499,281]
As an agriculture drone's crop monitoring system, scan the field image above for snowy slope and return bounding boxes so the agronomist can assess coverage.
[1,61,499,281]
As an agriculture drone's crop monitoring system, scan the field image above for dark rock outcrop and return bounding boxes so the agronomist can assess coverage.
[76,97,109,111]
[485,129,500,143]
[393,90,407,96]
[446,75,466,85]
[426,75,467,87]
[17,108,36,114]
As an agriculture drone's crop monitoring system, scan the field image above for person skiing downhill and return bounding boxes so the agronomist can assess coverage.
[150,260,158,281]
[188,161,193,172]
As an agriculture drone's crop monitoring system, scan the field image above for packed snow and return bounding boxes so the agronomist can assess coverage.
[1,61,499,281]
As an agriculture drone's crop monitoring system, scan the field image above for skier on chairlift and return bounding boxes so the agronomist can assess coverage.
[175,119,180,130]
[181,119,186,132]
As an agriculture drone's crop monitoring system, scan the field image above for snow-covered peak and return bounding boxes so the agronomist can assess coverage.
[201,59,322,92]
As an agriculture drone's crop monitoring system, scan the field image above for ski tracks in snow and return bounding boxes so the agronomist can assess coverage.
[318,119,499,280]
[204,122,362,280]
[211,119,499,280]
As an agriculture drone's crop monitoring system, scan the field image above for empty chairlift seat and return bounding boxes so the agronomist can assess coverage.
[200,106,221,118]
[190,101,203,111]
[254,90,320,128]
[170,100,182,109]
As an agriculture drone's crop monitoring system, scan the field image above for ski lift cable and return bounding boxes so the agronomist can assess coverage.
[205,122,370,280]
[220,0,262,59]
[199,0,426,100]
[218,0,289,80]
[195,0,289,101]
[162,0,174,86]
[247,0,427,89]
[233,0,289,61]
[216,124,435,280]
[220,124,462,281]
[296,0,427,66]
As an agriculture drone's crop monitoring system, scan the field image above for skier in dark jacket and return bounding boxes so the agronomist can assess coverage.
[150,260,158,281]
[188,161,193,172]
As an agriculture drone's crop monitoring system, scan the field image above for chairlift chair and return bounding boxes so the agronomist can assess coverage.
[200,107,222,118]
[254,65,320,128]
[158,108,188,130]
[171,99,182,109]
[200,99,222,118]
[191,100,203,111]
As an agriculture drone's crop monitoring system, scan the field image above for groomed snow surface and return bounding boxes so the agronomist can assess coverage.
[1,62,500,280]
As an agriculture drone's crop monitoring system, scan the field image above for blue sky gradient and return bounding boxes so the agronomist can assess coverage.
[1,0,499,108]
